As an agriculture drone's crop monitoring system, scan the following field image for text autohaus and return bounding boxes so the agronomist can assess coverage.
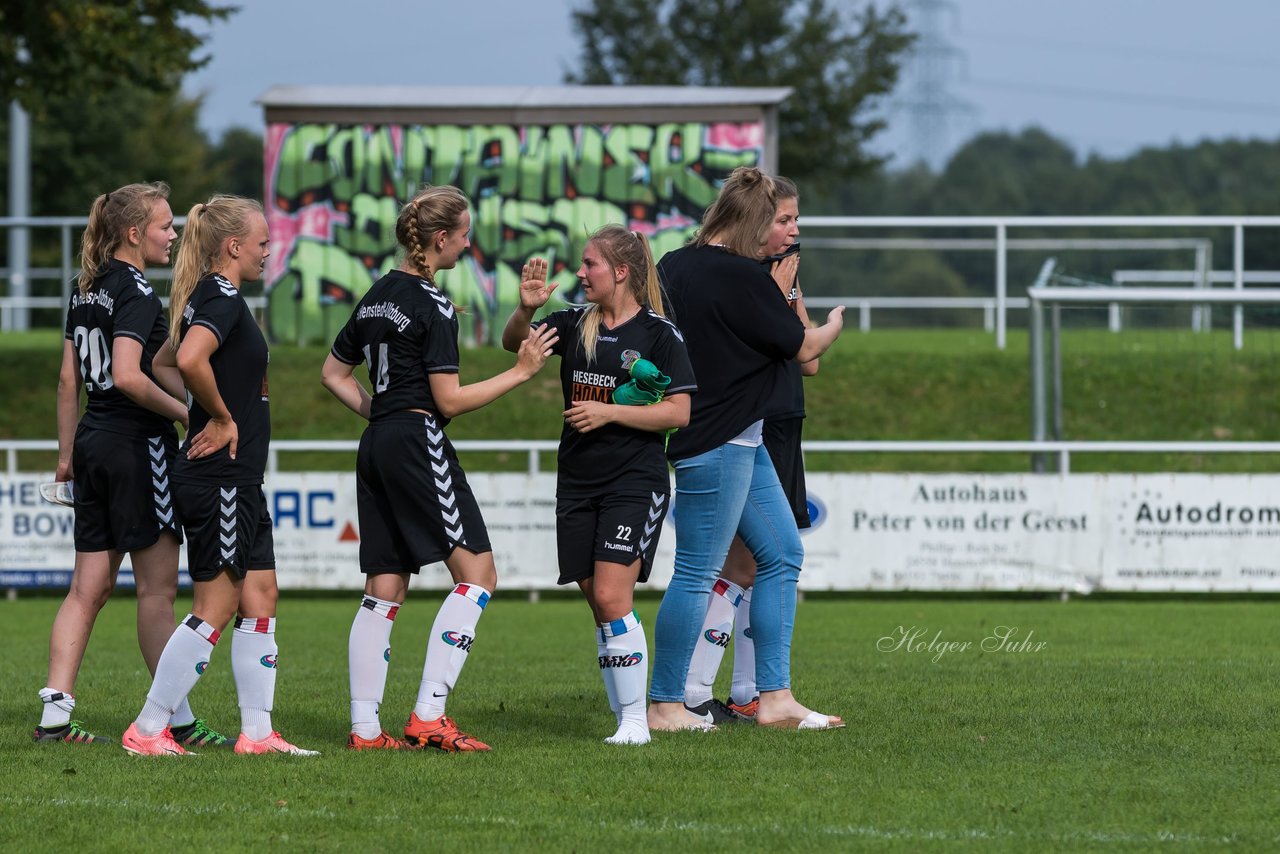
[877,625,1046,663]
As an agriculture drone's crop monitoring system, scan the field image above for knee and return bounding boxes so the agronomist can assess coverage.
[68,577,114,612]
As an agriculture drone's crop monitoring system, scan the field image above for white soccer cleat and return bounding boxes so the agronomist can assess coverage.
[39,481,75,507]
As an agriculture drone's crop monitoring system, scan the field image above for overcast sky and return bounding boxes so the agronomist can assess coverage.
[185,0,1280,169]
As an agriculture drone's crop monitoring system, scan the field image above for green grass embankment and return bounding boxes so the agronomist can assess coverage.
[5,328,1280,472]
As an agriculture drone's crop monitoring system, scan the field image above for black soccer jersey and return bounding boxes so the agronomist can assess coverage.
[330,270,461,423]
[63,259,173,435]
[658,244,806,461]
[172,274,271,486]
[540,306,696,498]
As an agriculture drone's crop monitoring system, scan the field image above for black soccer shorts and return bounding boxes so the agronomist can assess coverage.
[175,482,274,580]
[555,490,669,585]
[72,424,182,552]
[355,412,492,573]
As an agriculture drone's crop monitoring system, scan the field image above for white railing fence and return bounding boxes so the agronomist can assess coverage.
[8,215,1280,345]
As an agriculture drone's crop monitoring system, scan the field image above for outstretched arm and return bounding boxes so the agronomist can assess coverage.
[431,324,559,419]
[795,306,845,364]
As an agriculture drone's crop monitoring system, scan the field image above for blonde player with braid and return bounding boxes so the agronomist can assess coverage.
[322,184,558,751]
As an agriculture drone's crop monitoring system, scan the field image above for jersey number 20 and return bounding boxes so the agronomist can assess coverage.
[73,326,114,391]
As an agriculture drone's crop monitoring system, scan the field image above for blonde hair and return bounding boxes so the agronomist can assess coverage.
[578,225,665,365]
[694,166,778,257]
[396,184,470,281]
[169,195,263,342]
[77,182,170,294]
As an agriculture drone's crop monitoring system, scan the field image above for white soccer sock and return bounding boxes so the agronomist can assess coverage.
[170,697,196,729]
[414,583,489,721]
[684,577,743,706]
[136,615,218,736]
[349,595,399,739]
[601,612,650,744]
[232,616,278,742]
[730,586,757,704]
[38,688,75,729]
[596,626,621,725]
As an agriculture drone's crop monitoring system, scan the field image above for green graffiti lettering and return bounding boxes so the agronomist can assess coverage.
[603,124,655,207]
[268,239,377,344]
[266,119,764,344]
[462,125,521,199]
[274,125,336,211]
[334,193,400,259]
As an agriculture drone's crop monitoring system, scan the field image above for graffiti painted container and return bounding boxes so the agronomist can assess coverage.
[258,85,789,344]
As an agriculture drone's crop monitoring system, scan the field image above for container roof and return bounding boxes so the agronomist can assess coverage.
[257,85,793,110]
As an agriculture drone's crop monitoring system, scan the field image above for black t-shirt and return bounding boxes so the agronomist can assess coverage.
[540,306,696,498]
[63,260,174,436]
[330,270,460,424]
[172,274,271,485]
[657,244,806,461]
[761,255,806,421]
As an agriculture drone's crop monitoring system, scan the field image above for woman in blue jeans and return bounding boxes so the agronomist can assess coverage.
[650,166,845,731]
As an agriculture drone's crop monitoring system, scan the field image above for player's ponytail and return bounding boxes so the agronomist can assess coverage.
[170,195,262,343]
[77,182,170,294]
[694,166,777,258]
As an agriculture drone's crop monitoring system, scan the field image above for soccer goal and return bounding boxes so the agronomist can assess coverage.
[1027,283,1280,472]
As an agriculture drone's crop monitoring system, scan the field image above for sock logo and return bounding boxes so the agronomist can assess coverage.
[743,626,753,640]
[260,654,278,668]
[703,629,730,647]
[598,652,644,668]
[383,647,391,662]
[195,661,209,674]
[442,631,474,652]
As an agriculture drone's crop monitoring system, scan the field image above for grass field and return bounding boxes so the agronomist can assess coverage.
[1,595,1274,850]
[7,327,1280,473]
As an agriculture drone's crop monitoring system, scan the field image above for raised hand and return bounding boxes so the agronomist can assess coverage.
[515,323,559,378]
[520,257,559,309]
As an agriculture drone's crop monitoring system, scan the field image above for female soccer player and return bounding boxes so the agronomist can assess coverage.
[649,166,845,732]
[321,184,557,751]
[683,177,819,723]
[36,182,225,749]
[501,225,695,744]
[122,195,315,756]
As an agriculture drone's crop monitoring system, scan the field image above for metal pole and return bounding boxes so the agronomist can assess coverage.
[1051,303,1063,448]
[995,223,1007,349]
[1233,222,1244,350]
[60,224,73,312]
[8,99,31,331]
[1029,294,1045,472]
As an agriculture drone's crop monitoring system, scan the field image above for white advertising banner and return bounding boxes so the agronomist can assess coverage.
[3,472,1280,592]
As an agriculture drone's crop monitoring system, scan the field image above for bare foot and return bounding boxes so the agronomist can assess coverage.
[647,701,717,732]
[755,688,843,729]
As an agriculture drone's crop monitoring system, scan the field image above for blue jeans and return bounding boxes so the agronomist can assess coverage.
[650,443,803,701]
